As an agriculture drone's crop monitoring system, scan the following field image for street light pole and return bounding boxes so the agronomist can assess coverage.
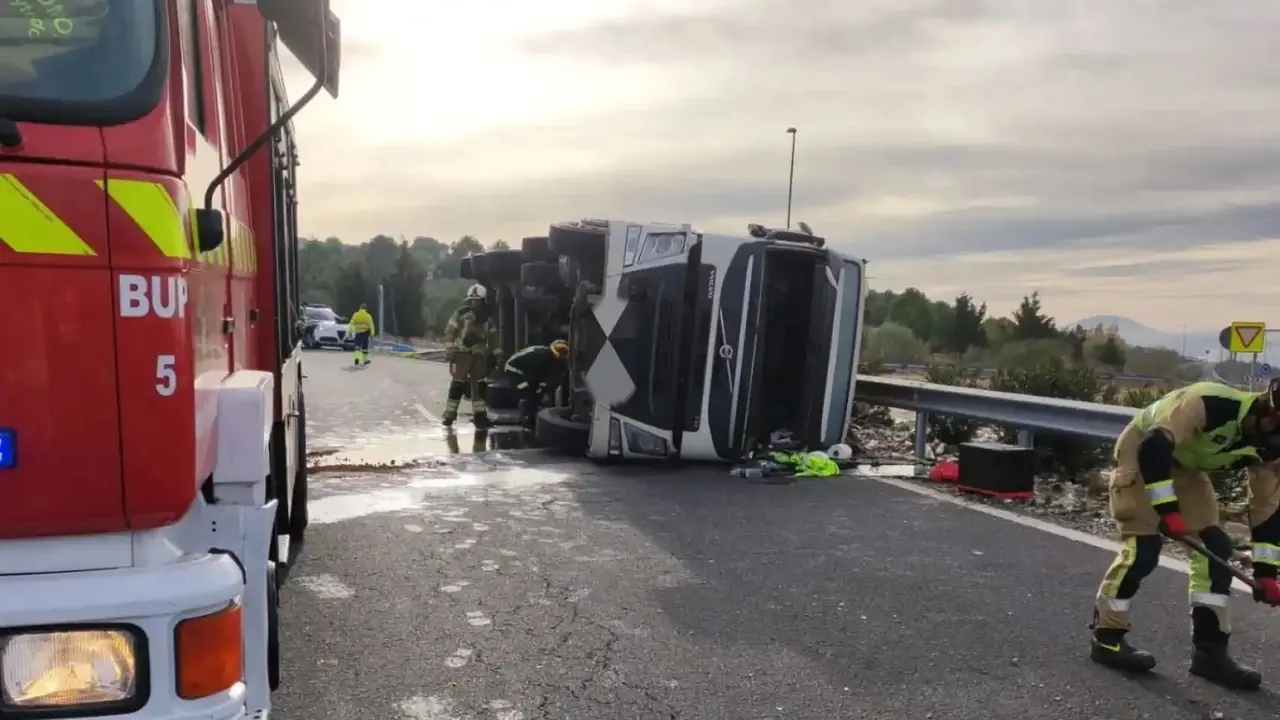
[785,127,797,229]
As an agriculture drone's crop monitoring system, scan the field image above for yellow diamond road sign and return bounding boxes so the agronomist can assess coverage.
[1229,321,1266,354]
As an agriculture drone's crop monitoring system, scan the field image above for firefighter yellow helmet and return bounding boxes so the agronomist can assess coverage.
[550,339,569,357]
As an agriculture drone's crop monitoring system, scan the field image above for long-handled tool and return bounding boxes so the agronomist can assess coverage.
[1167,533,1259,592]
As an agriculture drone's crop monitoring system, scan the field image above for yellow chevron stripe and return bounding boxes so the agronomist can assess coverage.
[96,179,190,259]
[0,174,96,255]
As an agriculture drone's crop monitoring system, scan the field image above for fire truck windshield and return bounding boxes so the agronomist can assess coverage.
[0,0,159,121]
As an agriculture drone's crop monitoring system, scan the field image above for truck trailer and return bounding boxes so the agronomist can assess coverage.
[0,0,340,717]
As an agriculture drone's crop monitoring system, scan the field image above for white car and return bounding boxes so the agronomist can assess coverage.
[302,305,355,350]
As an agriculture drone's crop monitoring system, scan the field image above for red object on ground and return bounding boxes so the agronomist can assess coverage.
[928,459,960,483]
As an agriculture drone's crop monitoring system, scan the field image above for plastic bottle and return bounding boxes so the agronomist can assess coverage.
[729,466,764,479]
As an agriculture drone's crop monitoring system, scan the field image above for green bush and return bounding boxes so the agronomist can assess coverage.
[924,364,982,446]
[862,322,929,365]
[990,356,1110,478]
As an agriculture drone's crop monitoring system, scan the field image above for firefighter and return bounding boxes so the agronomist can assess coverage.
[442,284,499,428]
[504,339,570,426]
[347,303,376,366]
[1091,379,1280,690]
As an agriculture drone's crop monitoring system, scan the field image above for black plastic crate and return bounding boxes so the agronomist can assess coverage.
[957,442,1036,500]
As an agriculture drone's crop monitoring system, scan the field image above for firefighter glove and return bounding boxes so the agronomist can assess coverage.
[1253,577,1280,606]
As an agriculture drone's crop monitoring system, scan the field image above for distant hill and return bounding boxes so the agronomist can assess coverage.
[1070,315,1224,358]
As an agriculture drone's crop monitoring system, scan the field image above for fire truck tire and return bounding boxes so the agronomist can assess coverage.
[487,249,523,281]
[521,262,561,288]
[289,393,309,542]
[267,560,281,690]
[549,222,606,259]
[460,255,475,280]
[534,407,588,454]
[521,235,556,262]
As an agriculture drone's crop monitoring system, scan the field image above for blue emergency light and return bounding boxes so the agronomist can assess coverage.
[0,428,15,469]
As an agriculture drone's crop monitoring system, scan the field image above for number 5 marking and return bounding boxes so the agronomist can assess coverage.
[156,355,177,396]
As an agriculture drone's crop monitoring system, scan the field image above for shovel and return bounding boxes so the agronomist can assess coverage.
[1166,532,1259,592]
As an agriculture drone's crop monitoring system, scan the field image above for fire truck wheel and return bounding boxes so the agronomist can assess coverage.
[487,249,523,281]
[267,561,281,690]
[548,222,606,259]
[521,235,556,262]
[460,255,475,280]
[521,262,560,288]
[289,393,309,542]
[534,407,589,454]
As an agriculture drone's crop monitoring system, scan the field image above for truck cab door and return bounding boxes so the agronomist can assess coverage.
[587,224,700,459]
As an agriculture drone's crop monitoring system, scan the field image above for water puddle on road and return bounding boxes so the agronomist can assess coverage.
[308,427,536,472]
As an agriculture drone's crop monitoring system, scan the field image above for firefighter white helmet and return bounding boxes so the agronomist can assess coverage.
[826,443,853,461]
[465,284,487,300]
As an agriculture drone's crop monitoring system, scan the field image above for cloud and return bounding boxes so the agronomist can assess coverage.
[285,0,1280,329]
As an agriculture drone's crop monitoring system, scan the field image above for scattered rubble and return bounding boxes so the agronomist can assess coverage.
[848,417,1256,573]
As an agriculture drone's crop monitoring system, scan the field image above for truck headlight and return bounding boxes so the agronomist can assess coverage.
[1,629,140,711]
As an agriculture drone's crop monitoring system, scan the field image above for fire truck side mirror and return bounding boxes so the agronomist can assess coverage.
[259,0,341,99]
[192,208,227,253]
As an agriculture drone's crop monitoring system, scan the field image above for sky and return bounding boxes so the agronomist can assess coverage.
[279,0,1280,332]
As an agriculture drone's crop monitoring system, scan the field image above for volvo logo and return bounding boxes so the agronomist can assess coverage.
[718,345,733,359]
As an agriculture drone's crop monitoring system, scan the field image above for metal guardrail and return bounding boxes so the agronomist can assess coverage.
[879,363,1180,385]
[854,375,1138,459]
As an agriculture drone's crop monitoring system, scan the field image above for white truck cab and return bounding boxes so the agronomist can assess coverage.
[534,219,867,462]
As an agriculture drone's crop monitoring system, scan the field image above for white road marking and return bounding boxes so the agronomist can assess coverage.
[441,580,472,593]
[466,610,492,627]
[413,403,439,423]
[296,574,355,599]
[867,475,1254,594]
[404,523,424,533]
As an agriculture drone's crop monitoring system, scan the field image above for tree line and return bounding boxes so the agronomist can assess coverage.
[863,288,1194,381]
[298,235,503,338]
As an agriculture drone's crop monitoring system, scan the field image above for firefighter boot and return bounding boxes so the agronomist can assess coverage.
[1090,626,1157,673]
[442,382,465,427]
[473,411,491,429]
[1189,608,1261,690]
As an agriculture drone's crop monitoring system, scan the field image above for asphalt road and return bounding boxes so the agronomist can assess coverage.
[274,351,1280,720]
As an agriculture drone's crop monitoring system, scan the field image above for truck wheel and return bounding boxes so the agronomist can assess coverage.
[487,249,523,282]
[289,392,309,544]
[549,222,606,259]
[521,235,556,262]
[460,255,475,280]
[486,378,520,411]
[521,261,561,288]
[534,406,589,454]
[470,253,491,281]
[267,561,281,690]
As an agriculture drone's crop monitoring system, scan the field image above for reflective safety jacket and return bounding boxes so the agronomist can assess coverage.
[348,308,375,334]
[1133,381,1280,578]
[505,345,564,386]
[444,304,498,356]
[769,451,840,478]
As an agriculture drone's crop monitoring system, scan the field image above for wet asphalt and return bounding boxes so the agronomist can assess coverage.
[272,351,1280,720]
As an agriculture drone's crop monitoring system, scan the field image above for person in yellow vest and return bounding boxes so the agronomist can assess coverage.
[1091,380,1280,690]
[441,284,499,428]
[347,304,376,366]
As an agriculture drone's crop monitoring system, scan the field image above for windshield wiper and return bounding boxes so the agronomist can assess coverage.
[0,118,21,149]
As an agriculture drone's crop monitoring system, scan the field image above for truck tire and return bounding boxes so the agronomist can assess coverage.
[534,406,589,454]
[460,255,475,280]
[289,392,309,545]
[486,377,519,411]
[521,261,560,288]
[521,235,556,262]
[549,222,606,258]
[470,253,491,280]
[487,249,523,282]
[267,560,281,690]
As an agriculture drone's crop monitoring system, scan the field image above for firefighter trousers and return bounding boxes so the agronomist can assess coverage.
[353,331,371,364]
[444,352,488,421]
[1094,425,1234,633]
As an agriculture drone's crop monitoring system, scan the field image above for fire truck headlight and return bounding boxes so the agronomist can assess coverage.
[1,629,140,710]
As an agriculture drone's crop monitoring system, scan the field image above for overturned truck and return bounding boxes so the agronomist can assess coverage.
[463,219,868,462]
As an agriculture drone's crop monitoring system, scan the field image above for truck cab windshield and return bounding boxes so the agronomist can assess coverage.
[0,0,158,118]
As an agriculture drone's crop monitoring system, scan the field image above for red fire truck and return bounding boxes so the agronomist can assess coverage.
[0,0,339,717]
